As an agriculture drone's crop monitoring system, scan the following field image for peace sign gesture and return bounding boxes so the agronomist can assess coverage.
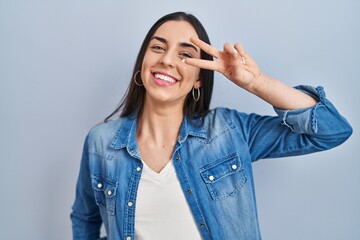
[184,37,262,89]
[185,37,317,109]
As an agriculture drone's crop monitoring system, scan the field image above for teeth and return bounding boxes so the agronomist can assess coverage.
[154,73,176,83]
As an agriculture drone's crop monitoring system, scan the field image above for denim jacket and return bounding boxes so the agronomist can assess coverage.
[71,86,352,240]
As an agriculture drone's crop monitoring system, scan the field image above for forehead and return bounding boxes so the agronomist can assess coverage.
[153,20,199,42]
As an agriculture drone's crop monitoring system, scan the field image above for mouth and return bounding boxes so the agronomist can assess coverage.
[152,71,179,86]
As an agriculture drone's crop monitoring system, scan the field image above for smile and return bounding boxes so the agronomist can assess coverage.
[153,73,177,83]
[151,72,179,86]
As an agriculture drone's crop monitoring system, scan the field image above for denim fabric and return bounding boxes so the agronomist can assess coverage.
[71,86,352,240]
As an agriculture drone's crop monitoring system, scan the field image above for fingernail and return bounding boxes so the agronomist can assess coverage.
[241,57,246,65]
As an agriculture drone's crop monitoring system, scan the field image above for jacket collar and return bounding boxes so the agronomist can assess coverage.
[109,114,207,150]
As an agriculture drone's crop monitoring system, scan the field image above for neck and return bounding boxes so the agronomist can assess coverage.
[137,98,184,147]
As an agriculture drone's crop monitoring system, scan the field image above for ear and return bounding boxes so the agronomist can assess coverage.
[194,78,202,89]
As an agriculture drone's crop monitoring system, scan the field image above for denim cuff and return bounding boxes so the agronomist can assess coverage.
[274,85,327,134]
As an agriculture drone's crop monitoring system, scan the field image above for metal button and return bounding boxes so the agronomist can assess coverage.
[126,237,131,240]
[129,147,134,152]
[231,164,238,170]
[97,183,102,189]
[136,167,142,172]
[107,190,112,196]
[128,201,133,207]
[175,156,180,161]
[200,223,206,228]
[187,189,192,194]
[209,175,214,181]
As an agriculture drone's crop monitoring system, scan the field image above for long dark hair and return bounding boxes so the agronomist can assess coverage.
[105,12,214,122]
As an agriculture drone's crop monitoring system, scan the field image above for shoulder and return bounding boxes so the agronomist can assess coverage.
[88,119,124,138]
[202,107,264,135]
[200,108,249,134]
[204,107,250,123]
[85,117,130,149]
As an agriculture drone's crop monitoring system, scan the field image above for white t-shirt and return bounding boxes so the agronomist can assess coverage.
[135,159,202,240]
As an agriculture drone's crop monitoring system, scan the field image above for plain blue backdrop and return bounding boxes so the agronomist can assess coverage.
[0,0,359,239]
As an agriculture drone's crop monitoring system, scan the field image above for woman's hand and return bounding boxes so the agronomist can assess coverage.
[184,37,262,89]
[185,37,317,109]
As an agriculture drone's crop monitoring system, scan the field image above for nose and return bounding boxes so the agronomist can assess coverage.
[160,51,176,68]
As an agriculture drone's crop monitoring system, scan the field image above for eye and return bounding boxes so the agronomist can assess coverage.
[151,45,165,52]
[179,52,193,58]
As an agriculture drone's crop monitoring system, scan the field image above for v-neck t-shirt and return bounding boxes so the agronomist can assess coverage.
[134,159,202,240]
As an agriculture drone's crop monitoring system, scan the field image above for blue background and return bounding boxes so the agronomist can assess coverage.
[0,0,359,239]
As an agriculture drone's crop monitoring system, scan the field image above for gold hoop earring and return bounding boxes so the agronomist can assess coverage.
[192,87,200,102]
[133,71,143,86]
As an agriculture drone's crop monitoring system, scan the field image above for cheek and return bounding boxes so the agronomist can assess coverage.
[181,65,200,81]
[142,49,157,68]
[141,55,153,78]
[141,54,150,70]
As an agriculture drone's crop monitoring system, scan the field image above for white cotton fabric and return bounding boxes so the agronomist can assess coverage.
[135,159,202,240]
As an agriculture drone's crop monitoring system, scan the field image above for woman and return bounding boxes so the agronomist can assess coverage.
[71,12,352,240]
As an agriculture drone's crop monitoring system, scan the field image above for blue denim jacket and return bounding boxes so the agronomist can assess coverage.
[71,86,352,240]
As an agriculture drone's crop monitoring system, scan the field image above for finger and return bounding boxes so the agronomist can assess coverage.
[223,43,238,58]
[190,37,220,58]
[234,43,247,64]
[184,58,219,71]
[234,43,252,60]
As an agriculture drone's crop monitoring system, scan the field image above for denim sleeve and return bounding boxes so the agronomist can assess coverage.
[274,85,329,134]
[248,85,352,161]
[70,134,103,240]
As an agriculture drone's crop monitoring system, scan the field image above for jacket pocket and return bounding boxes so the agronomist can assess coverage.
[91,175,118,215]
[199,153,247,200]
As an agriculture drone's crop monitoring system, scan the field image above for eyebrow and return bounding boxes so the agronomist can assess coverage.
[151,36,199,53]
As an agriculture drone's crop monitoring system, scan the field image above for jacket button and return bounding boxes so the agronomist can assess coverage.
[126,237,131,240]
[187,189,192,194]
[136,167,142,172]
[209,175,215,181]
[107,190,112,196]
[200,223,206,228]
[175,156,180,161]
[97,183,102,189]
[231,164,238,170]
[128,201,133,207]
